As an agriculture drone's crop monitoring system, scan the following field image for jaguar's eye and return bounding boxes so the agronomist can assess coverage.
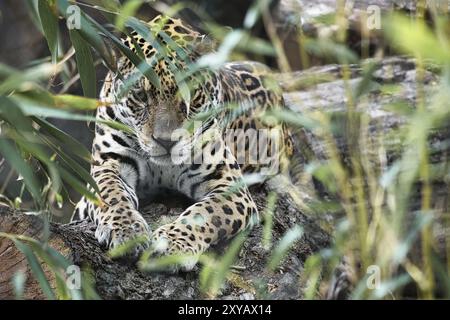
[134,90,147,102]
[179,101,188,115]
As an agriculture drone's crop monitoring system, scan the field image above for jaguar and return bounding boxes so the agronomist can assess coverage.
[73,14,296,270]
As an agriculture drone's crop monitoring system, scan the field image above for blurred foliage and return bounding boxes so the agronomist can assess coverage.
[0,0,449,300]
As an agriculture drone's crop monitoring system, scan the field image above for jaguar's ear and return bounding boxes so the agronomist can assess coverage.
[194,34,217,54]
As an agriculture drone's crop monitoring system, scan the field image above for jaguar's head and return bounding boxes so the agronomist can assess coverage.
[116,15,218,165]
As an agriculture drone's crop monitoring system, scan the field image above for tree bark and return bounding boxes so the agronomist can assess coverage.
[0,183,331,300]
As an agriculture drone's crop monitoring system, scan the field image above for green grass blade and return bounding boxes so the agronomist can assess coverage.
[267,225,303,271]
[38,0,59,63]
[57,0,116,71]
[12,239,55,300]
[262,192,277,250]
[69,30,97,98]
[32,117,91,161]
[0,138,43,205]
[58,166,99,203]
[200,231,249,296]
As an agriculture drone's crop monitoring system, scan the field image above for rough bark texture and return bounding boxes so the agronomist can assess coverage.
[1,55,447,300]
[0,184,331,300]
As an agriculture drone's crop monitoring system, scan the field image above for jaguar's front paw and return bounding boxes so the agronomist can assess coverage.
[149,223,205,272]
[95,209,151,259]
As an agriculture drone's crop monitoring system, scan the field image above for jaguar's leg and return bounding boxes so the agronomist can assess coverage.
[73,196,90,220]
[151,138,258,270]
[73,117,152,257]
[83,159,151,257]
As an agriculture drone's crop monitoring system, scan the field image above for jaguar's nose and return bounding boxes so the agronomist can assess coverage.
[152,136,177,151]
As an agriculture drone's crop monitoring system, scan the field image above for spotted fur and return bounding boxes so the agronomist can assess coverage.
[73,15,294,268]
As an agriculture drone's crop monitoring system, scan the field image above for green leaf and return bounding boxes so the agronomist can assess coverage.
[383,101,415,117]
[32,117,91,161]
[265,109,321,131]
[385,14,450,65]
[267,225,303,271]
[302,254,323,299]
[262,192,277,250]
[108,235,149,259]
[38,0,59,63]
[115,0,143,31]
[0,138,42,205]
[69,30,97,98]
[353,61,380,101]
[0,63,57,95]
[22,238,72,299]
[12,271,27,300]
[305,162,338,193]
[0,232,98,300]
[11,95,132,134]
[12,239,55,300]
[19,90,106,111]
[82,0,120,12]
[58,166,99,203]
[139,254,198,272]
[39,132,98,194]
[305,38,358,65]
[53,94,105,110]
[81,13,161,89]
[57,0,116,71]
[243,1,261,29]
[23,0,44,33]
[6,128,63,196]
[199,230,249,296]
[0,63,17,79]
[105,33,161,89]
